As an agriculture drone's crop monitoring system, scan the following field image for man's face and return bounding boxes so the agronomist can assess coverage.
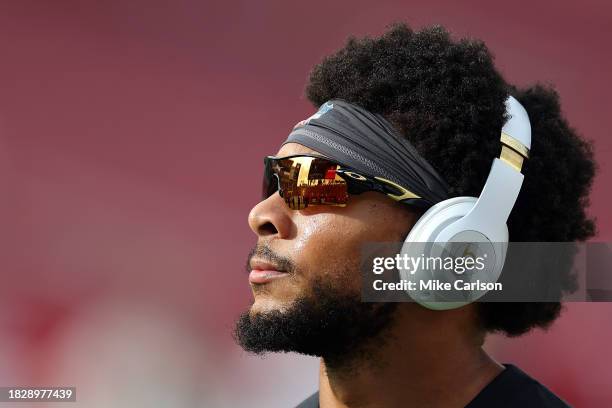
[235,142,420,362]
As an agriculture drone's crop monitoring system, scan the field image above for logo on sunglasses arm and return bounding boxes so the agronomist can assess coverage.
[293,102,334,129]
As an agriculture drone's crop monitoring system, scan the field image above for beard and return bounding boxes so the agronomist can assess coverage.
[233,277,398,371]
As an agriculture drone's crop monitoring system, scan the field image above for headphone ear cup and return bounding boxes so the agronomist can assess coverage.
[400,197,478,310]
[404,197,478,244]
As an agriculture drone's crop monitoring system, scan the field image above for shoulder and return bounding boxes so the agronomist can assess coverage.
[294,391,319,408]
[293,365,570,408]
[467,364,572,408]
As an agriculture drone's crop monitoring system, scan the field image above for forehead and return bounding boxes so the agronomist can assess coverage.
[275,142,321,157]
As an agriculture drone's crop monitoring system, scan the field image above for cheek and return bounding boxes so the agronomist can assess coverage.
[292,213,378,290]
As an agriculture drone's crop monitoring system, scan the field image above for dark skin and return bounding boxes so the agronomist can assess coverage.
[247,142,504,408]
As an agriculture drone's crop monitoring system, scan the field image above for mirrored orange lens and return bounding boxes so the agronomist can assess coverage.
[264,156,349,209]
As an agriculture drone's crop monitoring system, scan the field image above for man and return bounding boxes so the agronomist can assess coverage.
[234,23,595,407]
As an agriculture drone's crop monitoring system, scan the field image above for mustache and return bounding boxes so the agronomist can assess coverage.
[245,243,296,274]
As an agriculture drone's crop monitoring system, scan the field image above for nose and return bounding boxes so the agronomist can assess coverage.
[248,193,293,239]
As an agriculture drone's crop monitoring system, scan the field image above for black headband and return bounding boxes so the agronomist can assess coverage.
[282,99,451,207]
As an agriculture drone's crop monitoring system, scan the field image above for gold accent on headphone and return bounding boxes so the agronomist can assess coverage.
[500,132,529,158]
[374,176,422,201]
[500,146,524,171]
[499,132,530,172]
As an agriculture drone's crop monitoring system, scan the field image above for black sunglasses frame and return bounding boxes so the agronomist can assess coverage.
[263,153,433,210]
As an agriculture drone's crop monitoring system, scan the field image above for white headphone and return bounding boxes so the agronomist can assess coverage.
[400,95,531,310]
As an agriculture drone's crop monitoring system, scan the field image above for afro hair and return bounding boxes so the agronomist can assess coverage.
[304,22,597,336]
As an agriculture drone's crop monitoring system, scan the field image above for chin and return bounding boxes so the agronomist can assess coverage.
[249,296,293,315]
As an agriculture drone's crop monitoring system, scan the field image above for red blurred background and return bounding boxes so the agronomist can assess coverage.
[0,0,610,406]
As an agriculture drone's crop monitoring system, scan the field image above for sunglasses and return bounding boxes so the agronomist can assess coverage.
[263,154,430,210]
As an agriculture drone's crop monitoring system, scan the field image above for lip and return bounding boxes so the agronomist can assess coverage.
[249,269,288,284]
[249,259,288,284]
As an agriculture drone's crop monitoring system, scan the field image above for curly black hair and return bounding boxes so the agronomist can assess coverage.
[304,22,597,336]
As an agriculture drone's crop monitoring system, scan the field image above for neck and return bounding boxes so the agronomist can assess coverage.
[317,304,504,408]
